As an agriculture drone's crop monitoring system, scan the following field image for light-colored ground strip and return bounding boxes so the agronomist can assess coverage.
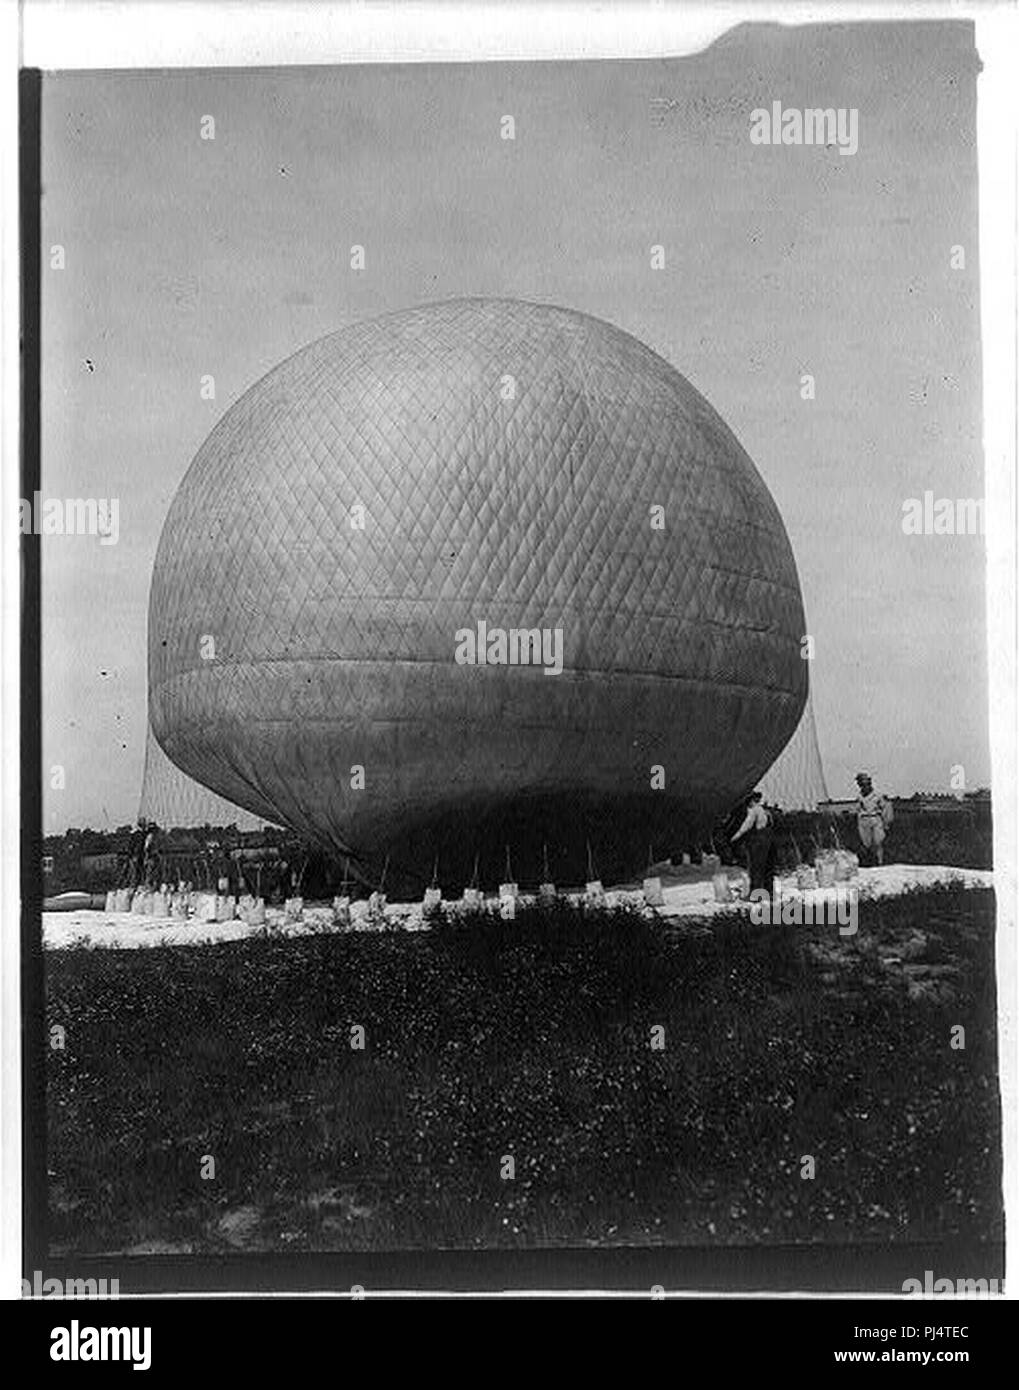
[654,863,994,917]
[41,864,994,951]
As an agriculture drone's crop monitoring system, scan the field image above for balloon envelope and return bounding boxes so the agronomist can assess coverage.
[148,298,807,886]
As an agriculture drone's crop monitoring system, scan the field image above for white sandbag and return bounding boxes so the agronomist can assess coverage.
[151,892,169,917]
[422,886,442,917]
[243,897,266,926]
[216,895,236,922]
[195,892,218,923]
[284,896,304,923]
[815,852,837,889]
[461,888,483,913]
[104,890,116,912]
[833,849,859,881]
[712,871,731,904]
[643,876,664,907]
[795,865,818,891]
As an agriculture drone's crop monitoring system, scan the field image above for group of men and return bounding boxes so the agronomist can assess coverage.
[731,771,893,893]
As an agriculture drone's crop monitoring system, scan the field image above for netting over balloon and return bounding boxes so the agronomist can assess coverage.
[143,297,815,885]
[758,691,828,810]
[139,722,265,831]
[140,693,828,831]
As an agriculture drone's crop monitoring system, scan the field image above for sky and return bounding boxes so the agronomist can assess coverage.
[39,19,989,832]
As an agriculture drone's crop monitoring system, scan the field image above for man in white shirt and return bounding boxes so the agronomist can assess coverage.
[855,772,892,866]
[731,790,774,893]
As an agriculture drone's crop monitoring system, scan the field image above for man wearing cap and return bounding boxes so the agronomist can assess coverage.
[855,772,892,866]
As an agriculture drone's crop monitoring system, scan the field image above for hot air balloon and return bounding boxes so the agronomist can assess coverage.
[147,298,808,889]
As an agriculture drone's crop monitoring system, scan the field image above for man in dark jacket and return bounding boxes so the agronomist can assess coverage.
[731,790,775,894]
[127,819,146,887]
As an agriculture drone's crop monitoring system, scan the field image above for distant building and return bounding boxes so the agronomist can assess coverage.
[80,851,121,874]
[896,794,979,817]
[820,795,979,819]
[230,844,281,864]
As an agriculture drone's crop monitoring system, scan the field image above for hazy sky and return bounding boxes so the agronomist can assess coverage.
[40,20,988,832]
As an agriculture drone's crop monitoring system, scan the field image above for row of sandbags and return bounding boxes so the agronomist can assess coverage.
[705,849,861,903]
[103,880,665,929]
[332,893,388,928]
[104,887,270,925]
[104,885,382,930]
[413,879,610,920]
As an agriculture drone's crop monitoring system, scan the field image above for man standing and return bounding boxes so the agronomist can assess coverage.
[855,772,892,866]
[127,818,146,888]
[143,820,160,885]
[731,789,775,894]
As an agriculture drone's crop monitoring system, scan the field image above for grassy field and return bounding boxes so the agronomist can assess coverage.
[774,808,993,873]
[45,881,1001,1254]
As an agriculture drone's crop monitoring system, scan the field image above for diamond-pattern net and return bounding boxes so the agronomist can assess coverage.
[144,298,813,879]
[759,691,828,810]
[139,724,265,831]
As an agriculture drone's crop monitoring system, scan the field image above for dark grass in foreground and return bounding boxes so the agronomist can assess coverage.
[46,884,1001,1254]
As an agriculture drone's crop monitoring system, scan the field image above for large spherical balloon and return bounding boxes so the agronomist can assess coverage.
[148,298,807,885]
